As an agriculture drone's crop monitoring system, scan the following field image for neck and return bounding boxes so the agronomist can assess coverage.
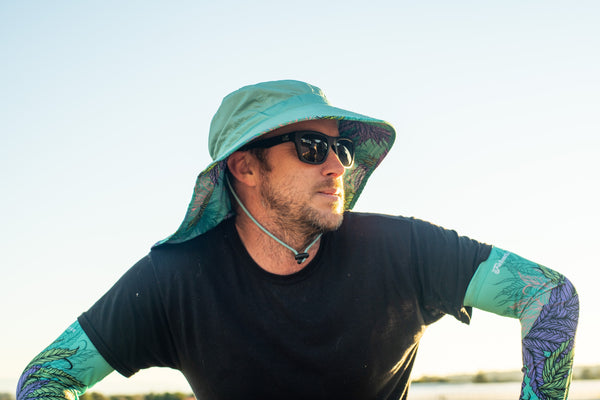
[226,175,322,274]
[234,213,322,275]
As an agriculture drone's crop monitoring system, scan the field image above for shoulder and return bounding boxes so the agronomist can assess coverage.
[339,212,490,254]
[341,211,410,228]
[339,211,437,236]
[148,217,235,274]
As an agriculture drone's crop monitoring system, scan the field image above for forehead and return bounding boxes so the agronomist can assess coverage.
[264,119,339,138]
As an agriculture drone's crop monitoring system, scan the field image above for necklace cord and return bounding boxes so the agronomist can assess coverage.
[225,175,321,264]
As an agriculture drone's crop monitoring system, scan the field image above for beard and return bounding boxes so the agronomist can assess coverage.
[258,176,345,242]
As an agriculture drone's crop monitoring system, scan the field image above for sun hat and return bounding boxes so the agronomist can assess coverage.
[154,80,396,247]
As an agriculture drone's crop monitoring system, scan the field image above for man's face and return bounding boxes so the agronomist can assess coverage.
[255,119,346,235]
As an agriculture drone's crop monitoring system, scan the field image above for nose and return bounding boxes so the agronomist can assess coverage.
[321,147,346,177]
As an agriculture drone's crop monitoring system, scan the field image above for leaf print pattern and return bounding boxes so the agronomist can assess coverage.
[340,119,393,147]
[17,348,84,400]
[488,255,557,337]
[17,322,113,400]
[521,278,578,400]
[466,249,579,400]
[339,120,395,210]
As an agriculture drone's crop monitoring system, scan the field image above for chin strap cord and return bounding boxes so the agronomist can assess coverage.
[225,176,321,264]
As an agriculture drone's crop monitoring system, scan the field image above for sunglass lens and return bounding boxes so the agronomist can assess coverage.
[299,135,328,163]
[297,133,354,167]
[336,140,354,167]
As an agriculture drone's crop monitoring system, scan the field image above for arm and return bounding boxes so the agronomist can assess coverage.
[464,247,579,400]
[17,321,114,400]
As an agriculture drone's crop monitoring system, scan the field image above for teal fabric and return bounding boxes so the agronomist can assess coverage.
[464,247,577,399]
[464,247,556,337]
[17,321,113,400]
[154,80,396,246]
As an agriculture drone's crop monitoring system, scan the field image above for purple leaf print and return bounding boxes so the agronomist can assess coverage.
[521,279,578,400]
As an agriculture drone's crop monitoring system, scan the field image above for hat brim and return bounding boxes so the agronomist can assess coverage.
[154,103,395,247]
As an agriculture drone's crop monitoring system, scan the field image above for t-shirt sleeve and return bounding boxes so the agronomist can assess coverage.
[408,218,492,325]
[78,255,178,377]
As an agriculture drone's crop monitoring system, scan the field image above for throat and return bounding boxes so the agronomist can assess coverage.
[246,219,322,265]
[226,176,322,266]
[235,220,323,275]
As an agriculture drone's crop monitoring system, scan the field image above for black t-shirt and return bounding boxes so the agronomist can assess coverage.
[79,212,491,400]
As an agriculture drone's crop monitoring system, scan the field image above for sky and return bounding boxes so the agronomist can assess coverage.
[1,0,599,395]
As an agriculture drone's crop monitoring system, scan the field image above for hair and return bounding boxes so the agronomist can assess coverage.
[248,148,271,172]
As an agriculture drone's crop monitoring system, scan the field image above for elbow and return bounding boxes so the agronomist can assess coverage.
[563,277,579,328]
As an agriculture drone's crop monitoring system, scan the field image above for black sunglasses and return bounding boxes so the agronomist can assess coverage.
[240,130,355,168]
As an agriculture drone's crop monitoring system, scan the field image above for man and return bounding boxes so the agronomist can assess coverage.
[18,80,578,400]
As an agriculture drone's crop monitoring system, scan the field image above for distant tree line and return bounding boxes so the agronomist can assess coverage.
[578,367,600,380]
[0,392,193,400]
[412,364,600,384]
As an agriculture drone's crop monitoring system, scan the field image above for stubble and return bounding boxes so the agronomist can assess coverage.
[259,176,345,245]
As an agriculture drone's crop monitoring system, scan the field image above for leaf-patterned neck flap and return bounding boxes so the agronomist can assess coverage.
[154,80,396,247]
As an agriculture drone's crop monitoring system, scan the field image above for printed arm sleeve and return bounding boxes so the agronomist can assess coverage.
[17,320,114,400]
[463,247,579,400]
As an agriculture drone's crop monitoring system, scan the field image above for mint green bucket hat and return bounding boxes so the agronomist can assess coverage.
[154,80,396,246]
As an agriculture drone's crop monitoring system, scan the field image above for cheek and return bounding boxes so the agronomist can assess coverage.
[272,173,310,200]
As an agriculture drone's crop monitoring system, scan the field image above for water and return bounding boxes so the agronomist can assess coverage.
[3,378,600,399]
[409,380,600,400]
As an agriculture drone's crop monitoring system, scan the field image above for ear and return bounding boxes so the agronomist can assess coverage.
[227,151,259,187]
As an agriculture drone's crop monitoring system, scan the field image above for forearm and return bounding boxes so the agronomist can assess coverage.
[521,277,578,400]
[464,247,579,400]
[17,321,114,400]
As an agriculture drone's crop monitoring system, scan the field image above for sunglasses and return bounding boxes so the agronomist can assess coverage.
[240,130,355,168]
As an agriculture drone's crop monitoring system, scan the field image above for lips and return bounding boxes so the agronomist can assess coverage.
[319,188,340,196]
[315,183,345,213]
[315,179,344,199]
[316,185,344,200]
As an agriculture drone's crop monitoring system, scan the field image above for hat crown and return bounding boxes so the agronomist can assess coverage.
[208,80,329,160]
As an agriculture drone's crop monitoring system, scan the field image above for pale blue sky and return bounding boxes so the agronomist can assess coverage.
[1,0,599,395]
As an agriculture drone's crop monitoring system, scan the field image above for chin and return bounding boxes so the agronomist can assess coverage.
[318,198,345,230]
[327,213,344,231]
[312,209,344,232]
